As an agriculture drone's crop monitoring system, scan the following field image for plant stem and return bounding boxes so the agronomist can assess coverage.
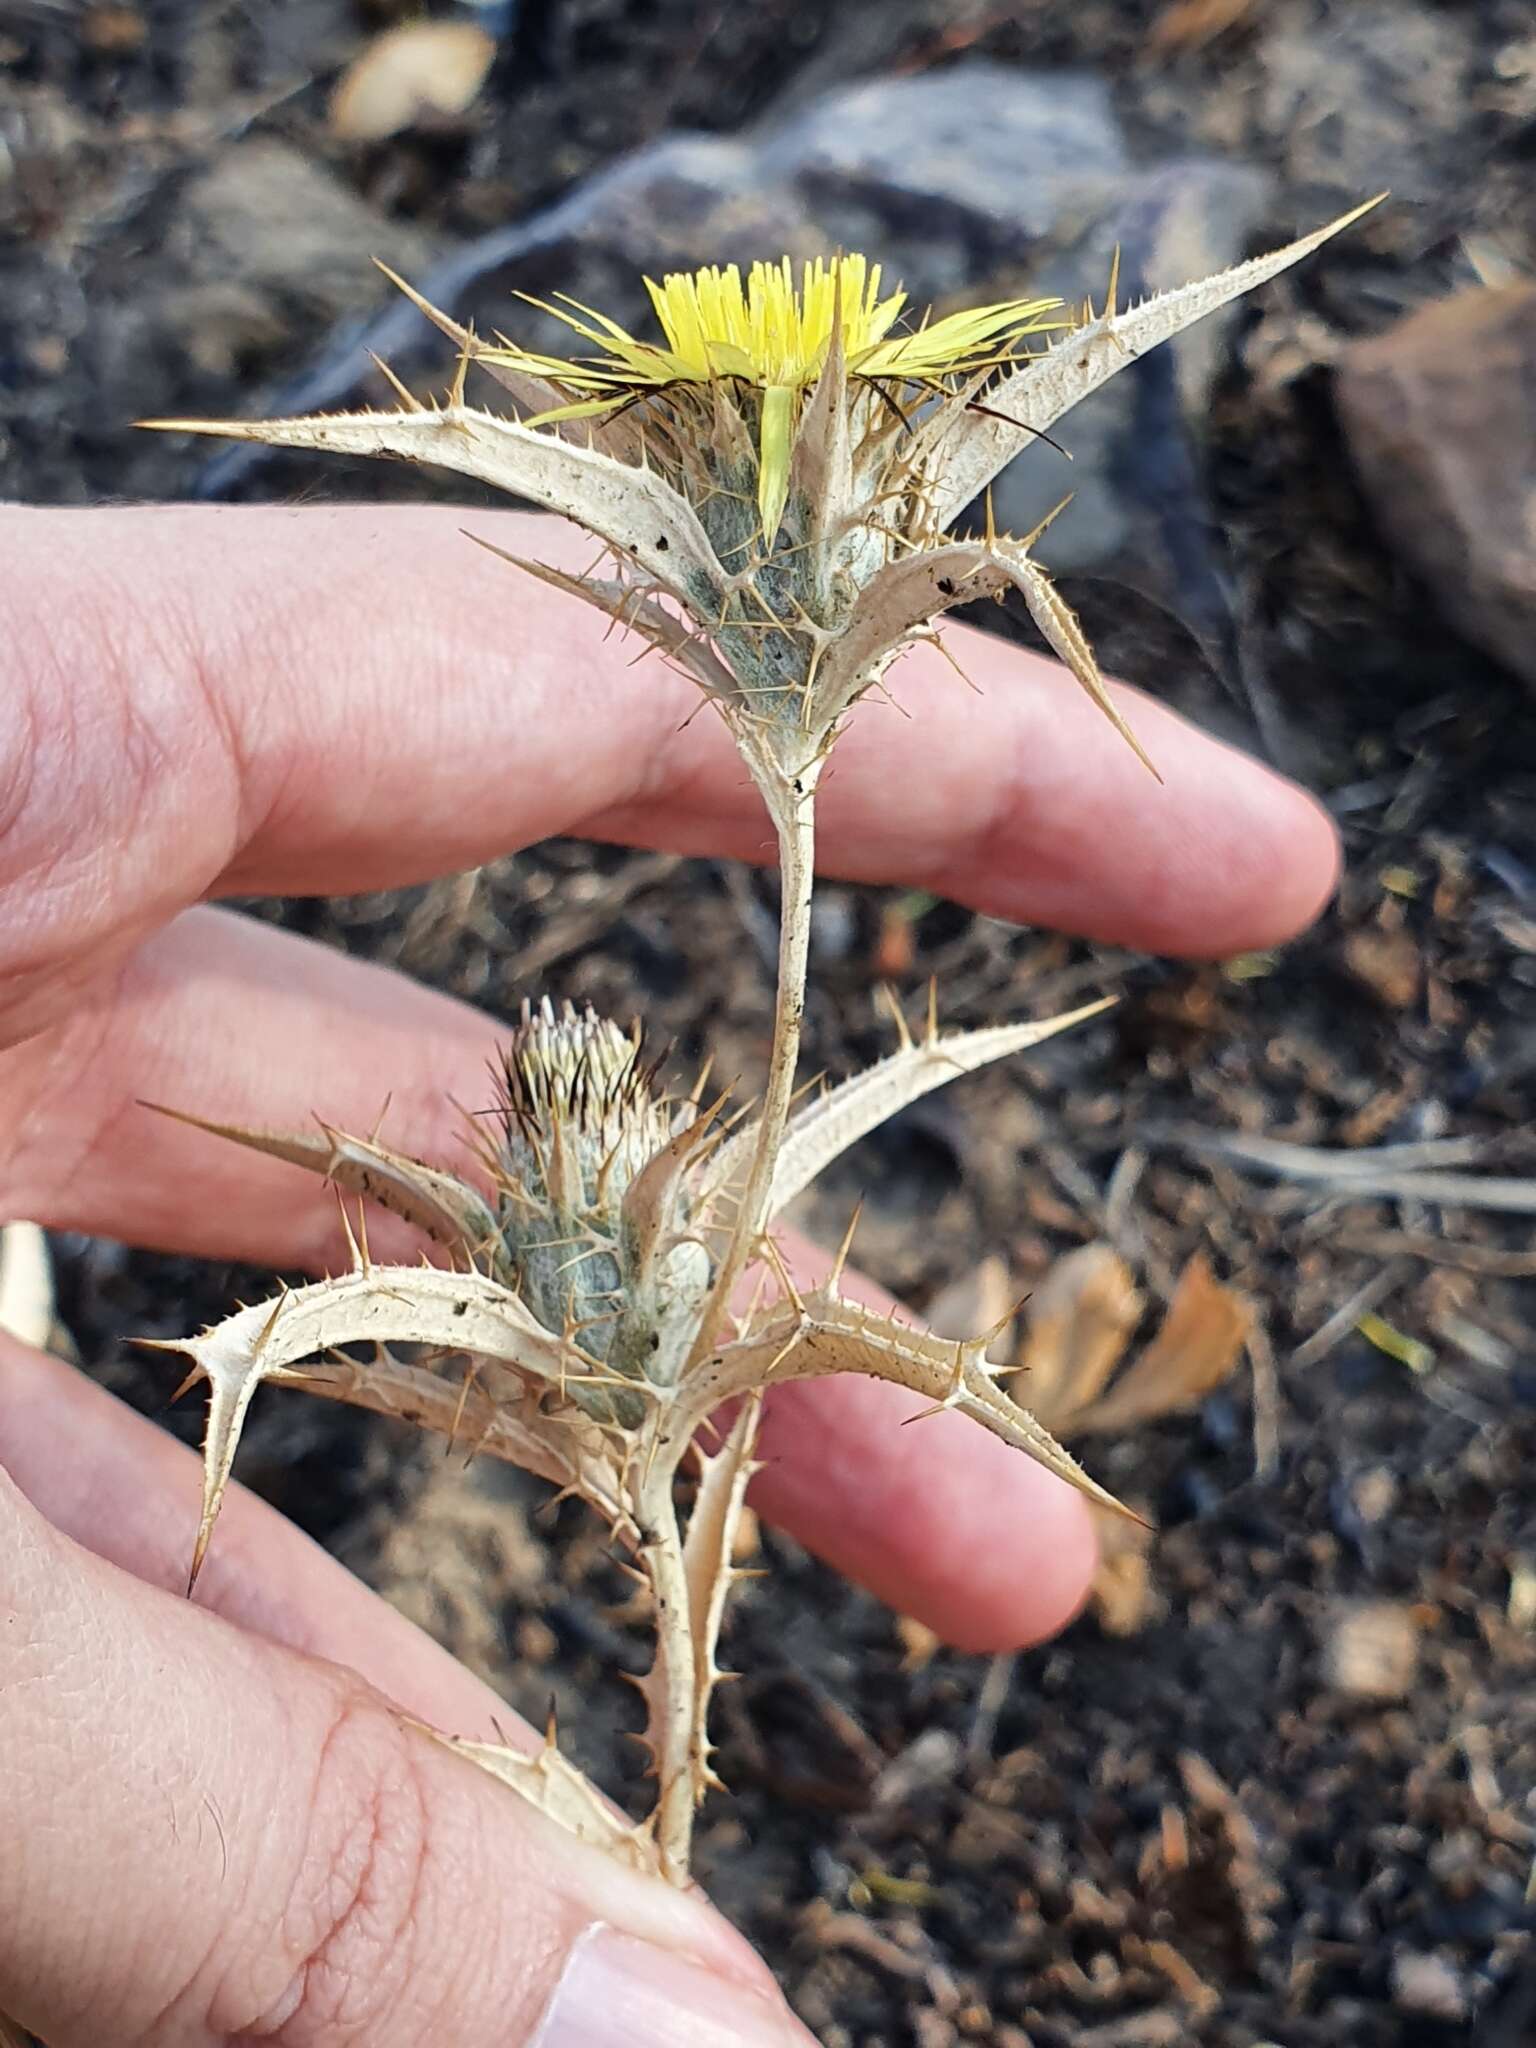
[688,777,818,1363]
[642,1484,699,1881]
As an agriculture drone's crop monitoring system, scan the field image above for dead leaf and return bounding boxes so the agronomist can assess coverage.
[1070,1254,1251,1437]
[924,1253,1016,1359]
[895,1615,941,1672]
[1018,1243,1143,1430]
[330,22,495,142]
[1147,0,1258,58]
[1089,1509,1164,1636]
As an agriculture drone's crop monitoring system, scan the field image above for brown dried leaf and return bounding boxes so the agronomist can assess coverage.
[923,1254,1016,1360]
[1088,1507,1164,1637]
[1147,0,1257,57]
[895,1616,941,1672]
[1019,1243,1143,1432]
[1072,1254,1252,1438]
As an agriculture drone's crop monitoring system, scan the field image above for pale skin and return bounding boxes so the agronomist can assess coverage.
[0,503,1338,2047]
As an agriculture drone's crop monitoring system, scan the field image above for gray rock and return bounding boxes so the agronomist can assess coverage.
[1261,4,1475,209]
[762,64,1128,297]
[1390,1950,1469,2023]
[979,157,1275,662]
[179,139,440,322]
[1336,282,1536,694]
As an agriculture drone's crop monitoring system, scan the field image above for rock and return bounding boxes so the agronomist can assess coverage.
[1261,5,1476,207]
[179,138,439,323]
[870,1728,962,1807]
[1320,1599,1419,1702]
[1390,1950,1469,2023]
[978,157,1275,664]
[760,64,1129,293]
[1336,283,1536,693]
[155,282,287,380]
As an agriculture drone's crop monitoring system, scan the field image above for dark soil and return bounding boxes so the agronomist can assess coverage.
[6,2,1536,2043]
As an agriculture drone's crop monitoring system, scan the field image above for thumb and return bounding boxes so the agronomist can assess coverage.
[0,1468,817,2047]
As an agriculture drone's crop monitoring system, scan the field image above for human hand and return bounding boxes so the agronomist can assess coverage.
[0,503,1337,2045]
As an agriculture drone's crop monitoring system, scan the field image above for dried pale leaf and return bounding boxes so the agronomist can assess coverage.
[1074,1254,1252,1437]
[145,1103,509,1276]
[330,22,494,141]
[809,537,1155,773]
[424,1727,663,1876]
[1146,0,1256,56]
[924,1254,1016,1362]
[1020,1243,1142,1432]
[0,1220,54,1350]
[155,1264,609,1585]
[373,262,572,422]
[925,198,1384,523]
[720,999,1115,1222]
[689,1290,1136,1525]
[477,549,742,704]
[1006,548,1159,777]
[136,404,723,614]
[1088,1509,1163,1637]
[680,1394,762,1803]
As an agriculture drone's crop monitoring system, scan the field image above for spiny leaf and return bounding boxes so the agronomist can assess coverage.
[706,997,1115,1223]
[422,1725,663,1876]
[807,533,1156,773]
[925,197,1385,526]
[149,1265,615,1586]
[466,545,742,703]
[373,261,571,422]
[144,1103,512,1279]
[688,1289,1138,1525]
[137,402,725,614]
[681,1394,762,1807]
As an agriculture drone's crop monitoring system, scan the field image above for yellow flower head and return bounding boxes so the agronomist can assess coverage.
[482,253,1063,541]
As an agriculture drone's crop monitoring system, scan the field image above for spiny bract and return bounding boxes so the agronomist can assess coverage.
[493,997,710,1415]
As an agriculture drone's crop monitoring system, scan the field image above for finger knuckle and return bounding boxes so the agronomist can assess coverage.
[234,1695,453,2046]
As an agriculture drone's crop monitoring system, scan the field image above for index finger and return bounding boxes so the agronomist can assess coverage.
[0,503,1336,1040]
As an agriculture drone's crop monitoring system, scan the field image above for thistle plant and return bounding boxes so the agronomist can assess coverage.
[143,202,1371,1888]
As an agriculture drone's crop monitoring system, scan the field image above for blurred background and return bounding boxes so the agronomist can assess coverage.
[4,3,1536,2042]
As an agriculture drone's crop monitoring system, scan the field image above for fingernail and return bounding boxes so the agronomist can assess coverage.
[533,1924,820,2046]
